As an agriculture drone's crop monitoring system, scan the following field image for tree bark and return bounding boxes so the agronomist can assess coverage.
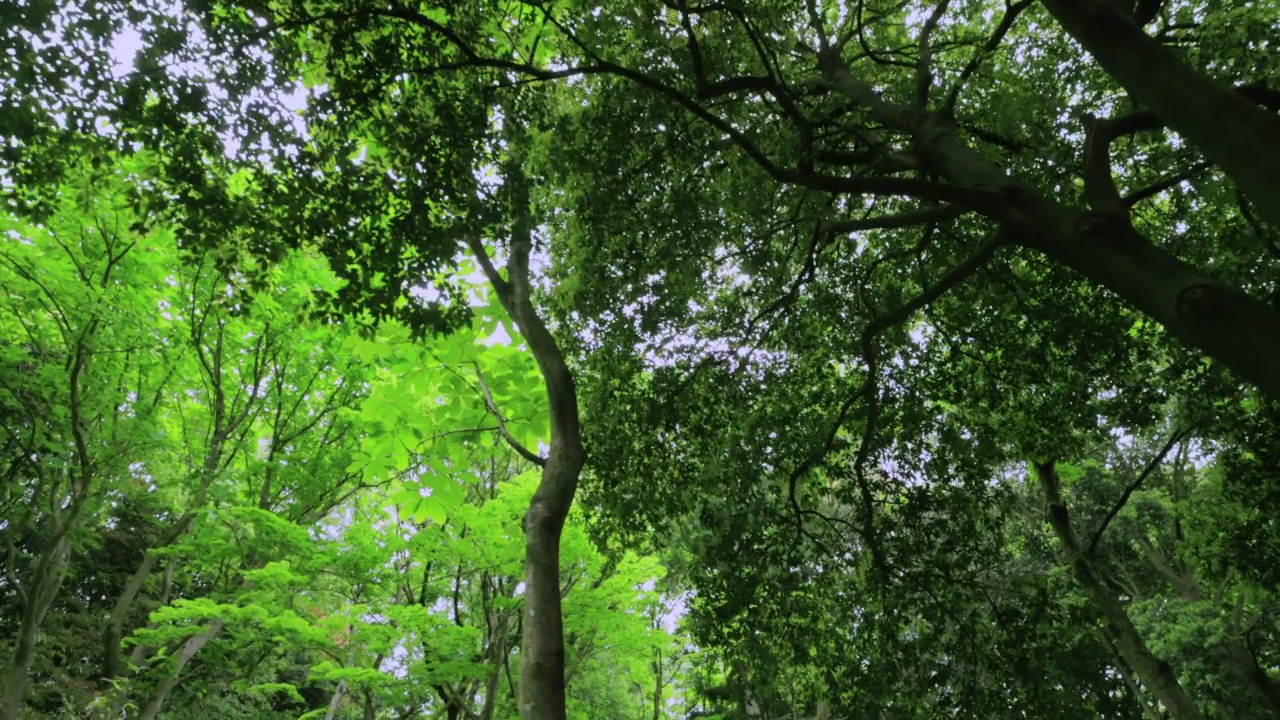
[466,131,585,720]
[101,511,197,680]
[817,53,1280,399]
[137,620,224,720]
[1038,0,1280,227]
[1034,461,1206,720]
[1137,537,1280,713]
[323,679,347,720]
[0,536,71,720]
[651,649,663,720]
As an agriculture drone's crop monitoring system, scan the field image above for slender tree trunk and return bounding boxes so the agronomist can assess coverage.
[0,536,71,720]
[1035,462,1206,720]
[481,660,502,720]
[1138,538,1280,713]
[479,593,508,720]
[323,680,347,720]
[651,649,662,720]
[1037,0,1280,227]
[105,423,231,680]
[3,345,95,719]
[817,53,1280,399]
[101,546,180,681]
[101,509,199,680]
[137,620,224,720]
[102,551,157,680]
[1102,629,1164,720]
[467,129,585,720]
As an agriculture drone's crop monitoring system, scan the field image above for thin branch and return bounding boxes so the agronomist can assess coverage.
[754,223,829,326]
[942,0,1034,114]
[959,122,1025,152]
[1124,161,1210,207]
[852,231,1005,550]
[1086,427,1191,557]
[466,361,546,468]
[804,0,830,53]
[465,237,513,305]
[1236,190,1280,258]
[812,147,919,172]
[915,0,953,108]
[820,203,969,233]
[289,5,997,209]
[784,231,1007,577]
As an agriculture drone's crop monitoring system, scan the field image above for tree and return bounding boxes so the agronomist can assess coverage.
[3,0,1279,717]
[0,155,178,718]
[146,0,1280,397]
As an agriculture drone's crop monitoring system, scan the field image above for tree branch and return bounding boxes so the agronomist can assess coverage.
[1086,427,1191,557]
[787,231,1007,578]
[1124,162,1210,207]
[1081,113,1124,213]
[466,361,546,468]
[942,0,1035,114]
[291,5,997,208]
[915,0,953,108]
[819,203,969,233]
[1107,82,1280,138]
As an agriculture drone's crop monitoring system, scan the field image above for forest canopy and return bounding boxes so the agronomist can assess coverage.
[0,0,1278,719]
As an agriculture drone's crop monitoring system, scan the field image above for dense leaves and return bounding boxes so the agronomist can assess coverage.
[3,0,1280,719]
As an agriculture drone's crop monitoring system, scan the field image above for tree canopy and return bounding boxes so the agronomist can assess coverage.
[1,0,1278,719]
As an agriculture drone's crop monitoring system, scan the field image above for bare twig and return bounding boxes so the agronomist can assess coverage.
[942,0,1034,114]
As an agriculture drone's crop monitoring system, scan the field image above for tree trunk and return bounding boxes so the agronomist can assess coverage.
[105,424,230,680]
[479,593,509,720]
[1102,629,1164,720]
[1137,537,1280,714]
[101,510,199,680]
[466,130,585,720]
[1038,0,1280,227]
[651,649,662,720]
[323,680,347,720]
[817,54,1280,399]
[138,620,224,720]
[102,551,156,680]
[1035,462,1206,720]
[0,536,71,720]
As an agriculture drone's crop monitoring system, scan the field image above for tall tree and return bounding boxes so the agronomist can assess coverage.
[0,156,176,719]
[3,0,1279,717]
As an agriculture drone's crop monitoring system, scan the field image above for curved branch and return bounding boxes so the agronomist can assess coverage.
[466,361,546,468]
[282,4,997,208]
[1081,113,1124,213]
[786,231,1007,578]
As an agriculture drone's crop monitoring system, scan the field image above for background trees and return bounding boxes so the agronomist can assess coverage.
[1,0,1278,718]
